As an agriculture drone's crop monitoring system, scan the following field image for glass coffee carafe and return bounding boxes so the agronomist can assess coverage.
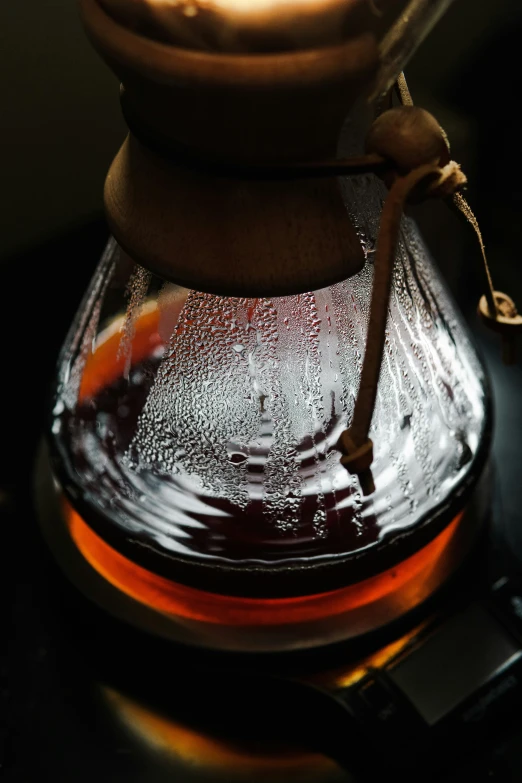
[42,0,491,652]
[47,168,491,651]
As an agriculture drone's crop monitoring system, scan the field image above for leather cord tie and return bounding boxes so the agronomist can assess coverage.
[339,73,521,496]
[337,103,467,496]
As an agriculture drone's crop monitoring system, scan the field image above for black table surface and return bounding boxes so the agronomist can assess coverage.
[1,216,522,783]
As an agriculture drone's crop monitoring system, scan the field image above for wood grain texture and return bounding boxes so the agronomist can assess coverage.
[82,0,378,294]
[105,136,365,295]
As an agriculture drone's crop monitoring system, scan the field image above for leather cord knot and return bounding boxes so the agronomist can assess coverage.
[337,431,375,496]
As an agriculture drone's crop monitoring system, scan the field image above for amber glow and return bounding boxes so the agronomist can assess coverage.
[111,0,349,22]
[319,622,426,690]
[100,0,358,54]
[199,0,335,10]
[65,501,462,626]
[194,0,345,15]
[79,302,162,401]
[102,687,340,778]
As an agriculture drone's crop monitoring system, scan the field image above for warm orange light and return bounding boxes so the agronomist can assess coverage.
[99,0,357,52]
[197,0,340,11]
[102,686,341,779]
[79,303,162,401]
[321,622,426,690]
[65,500,462,627]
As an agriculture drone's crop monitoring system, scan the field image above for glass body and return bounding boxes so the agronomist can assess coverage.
[47,169,491,651]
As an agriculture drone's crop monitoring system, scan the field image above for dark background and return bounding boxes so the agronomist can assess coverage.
[0,0,521,260]
[1,1,522,781]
